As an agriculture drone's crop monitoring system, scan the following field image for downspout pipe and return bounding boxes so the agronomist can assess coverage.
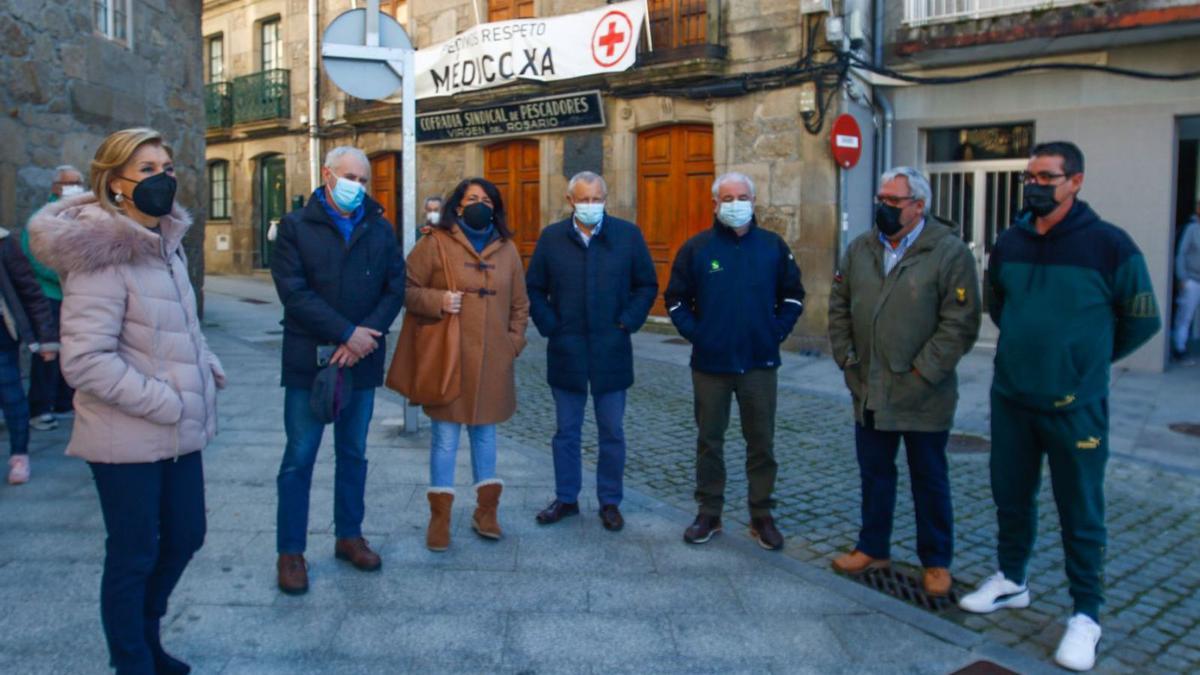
[873,0,894,177]
[308,0,321,191]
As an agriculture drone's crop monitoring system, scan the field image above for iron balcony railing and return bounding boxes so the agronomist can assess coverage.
[205,82,232,129]
[231,69,290,124]
[903,0,1096,26]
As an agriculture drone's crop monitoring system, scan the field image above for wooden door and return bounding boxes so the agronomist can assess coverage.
[484,140,540,266]
[637,124,714,315]
[370,152,400,232]
[488,0,534,21]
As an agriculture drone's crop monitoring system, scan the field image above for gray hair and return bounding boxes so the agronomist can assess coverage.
[54,164,82,179]
[566,171,607,197]
[711,172,756,200]
[880,166,931,204]
[323,146,370,173]
[424,195,444,208]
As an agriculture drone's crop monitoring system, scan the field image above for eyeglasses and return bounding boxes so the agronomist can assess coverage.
[874,194,916,208]
[1020,171,1073,186]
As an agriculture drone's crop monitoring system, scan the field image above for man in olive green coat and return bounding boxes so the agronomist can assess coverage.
[828,166,981,597]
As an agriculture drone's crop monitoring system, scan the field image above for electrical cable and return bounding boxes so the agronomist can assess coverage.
[848,53,1200,84]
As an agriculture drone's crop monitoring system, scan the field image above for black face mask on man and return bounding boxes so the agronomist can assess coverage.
[874,203,904,237]
[120,172,177,217]
[461,202,494,230]
[1022,183,1060,218]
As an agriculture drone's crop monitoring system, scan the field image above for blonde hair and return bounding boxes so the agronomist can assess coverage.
[90,128,174,213]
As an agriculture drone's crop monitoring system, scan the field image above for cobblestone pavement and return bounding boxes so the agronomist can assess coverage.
[506,333,1200,674]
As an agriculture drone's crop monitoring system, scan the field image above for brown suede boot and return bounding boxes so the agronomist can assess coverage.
[472,479,503,540]
[426,489,454,552]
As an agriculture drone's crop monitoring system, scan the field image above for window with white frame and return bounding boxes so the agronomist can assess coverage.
[261,19,283,71]
[209,161,231,220]
[207,35,225,83]
[94,0,131,44]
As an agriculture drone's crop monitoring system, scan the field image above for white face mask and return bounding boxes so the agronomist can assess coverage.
[717,200,754,229]
[60,185,85,198]
[426,211,441,225]
[574,202,605,226]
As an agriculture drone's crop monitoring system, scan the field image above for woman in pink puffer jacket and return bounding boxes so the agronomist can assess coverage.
[28,128,224,675]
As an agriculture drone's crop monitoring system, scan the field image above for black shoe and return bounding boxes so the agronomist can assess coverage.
[599,504,624,532]
[683,514,722,544]
[1172,348,1189,361]
[153,650,192,675]
[536,500,580,525]
[750,515,784,551]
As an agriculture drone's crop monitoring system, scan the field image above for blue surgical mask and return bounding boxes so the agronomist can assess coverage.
[717,200,753,229]
[330,176,365,212]
[574,202,604,226]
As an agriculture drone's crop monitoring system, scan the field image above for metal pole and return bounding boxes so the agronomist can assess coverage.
[308,0,320,191]
[365,0,380,46]
[401,46,419,433]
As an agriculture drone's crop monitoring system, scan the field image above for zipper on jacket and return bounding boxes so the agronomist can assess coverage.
[163,239,211,457]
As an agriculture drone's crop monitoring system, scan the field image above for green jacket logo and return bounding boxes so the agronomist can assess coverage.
[709,259,723,273]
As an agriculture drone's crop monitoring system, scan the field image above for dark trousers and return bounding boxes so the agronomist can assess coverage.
[90,452,206,675]
[550,386,627,507]
[0,347,30,457]
[276,387,375,554]
[692,368,778,518]
[990,392,1108,621]
[854,413,953,567]
[28,298,73,416]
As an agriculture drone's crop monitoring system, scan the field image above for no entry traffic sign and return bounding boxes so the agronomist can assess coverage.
[831,114,862,170]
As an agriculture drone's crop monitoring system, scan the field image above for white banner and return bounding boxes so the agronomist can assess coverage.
[415,0,648,100]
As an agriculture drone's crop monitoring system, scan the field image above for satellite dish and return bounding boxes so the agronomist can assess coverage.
[321,8,413,101]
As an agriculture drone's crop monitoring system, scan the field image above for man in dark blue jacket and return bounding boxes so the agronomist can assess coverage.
[665,172,805,550]
[526,171,658,531]
[270,146,405,594]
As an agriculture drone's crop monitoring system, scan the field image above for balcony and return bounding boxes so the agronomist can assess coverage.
[231,69,290,125]
[205,82,232,129]
[903,0,1095,26]
[638,0,726,65]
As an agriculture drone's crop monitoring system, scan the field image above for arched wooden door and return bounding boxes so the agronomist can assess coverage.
[484,140,540,266]
[637,124,714,315]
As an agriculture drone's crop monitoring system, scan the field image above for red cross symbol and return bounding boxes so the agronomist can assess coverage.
[591,10,634,68]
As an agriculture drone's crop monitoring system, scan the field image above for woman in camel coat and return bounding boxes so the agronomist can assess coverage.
[28,128,223,674]
[403,177,528,551]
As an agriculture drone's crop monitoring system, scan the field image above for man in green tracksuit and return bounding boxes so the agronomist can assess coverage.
[959,142,1160,673]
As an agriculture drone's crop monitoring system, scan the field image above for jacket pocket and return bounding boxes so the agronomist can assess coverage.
[885,361,931,411]
[842,362,866,401]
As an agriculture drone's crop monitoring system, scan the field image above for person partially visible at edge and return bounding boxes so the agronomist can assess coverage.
[1171,200,1200,360]
[28,127,225,675]
[957,141,1160,673]
[400,177,529,553]
[270,146,406,595]
[663,171,805,552]
[525,171,658,532]
[827,166,981,599]
[423,195,444,229]
[1,216,59,485]
[23,165,83,433]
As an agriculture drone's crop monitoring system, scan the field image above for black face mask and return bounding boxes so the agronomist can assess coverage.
[1022,183,1060,218]
[874,203,904,237]
[461,202,494,230]
[123,172,177,217]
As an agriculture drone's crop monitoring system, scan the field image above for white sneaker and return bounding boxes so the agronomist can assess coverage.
[30,413,57,431]
[958,571,1031,614]
[7,455,30,485]
[1055,614,1102,671]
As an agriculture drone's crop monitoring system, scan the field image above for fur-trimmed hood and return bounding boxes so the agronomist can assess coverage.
[27,192,192,275]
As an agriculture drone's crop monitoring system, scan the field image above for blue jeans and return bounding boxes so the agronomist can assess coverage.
[90,452,206,675]
[276,386,375,554]
[0,347,30,456]
[551,386,627,507]
[429,420,496,487]
[854,415,953,568]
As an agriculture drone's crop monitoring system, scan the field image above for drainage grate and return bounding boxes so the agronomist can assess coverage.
[1169,422,1200,438]
[662,337,690,345]
[947,433,990,454]
[949,661,1019,675]
[848,565,960,613]
[240,297,270,305]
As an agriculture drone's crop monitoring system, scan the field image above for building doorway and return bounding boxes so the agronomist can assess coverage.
[257,154,286,269]
[370,152,402,242]
[1172,116,1200,360]
[484,140,541,265]
[636,124,714,316]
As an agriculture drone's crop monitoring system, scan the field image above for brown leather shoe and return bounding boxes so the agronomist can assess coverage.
[683,514,722,544]
[923,567,952,597]
[277,553,308,595]
[427,489,454,552]
[472,480,503,540]
[749,515,784,551]
[599,504,624,532]
[335,537,382,571]
[536,499,580,525]
[831,550,891,575]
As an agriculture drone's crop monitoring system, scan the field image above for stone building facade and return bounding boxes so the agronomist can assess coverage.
[1,0,207,288]
[202,0,844,350]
